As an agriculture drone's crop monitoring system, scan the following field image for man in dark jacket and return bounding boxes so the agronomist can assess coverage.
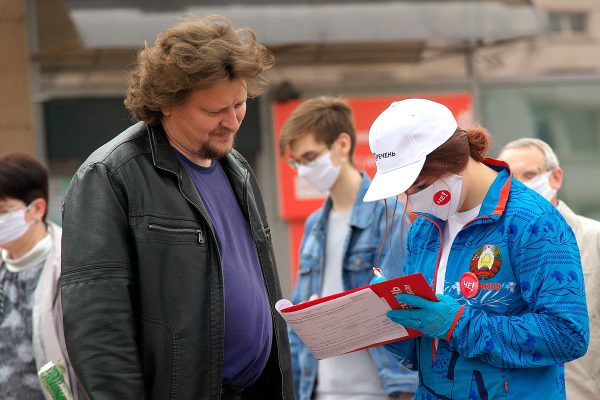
[60,15,294,400]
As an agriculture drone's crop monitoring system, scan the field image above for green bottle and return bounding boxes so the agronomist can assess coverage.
[38,360,75,400]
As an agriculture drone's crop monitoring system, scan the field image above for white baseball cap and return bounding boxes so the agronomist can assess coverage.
[363,98,458,202]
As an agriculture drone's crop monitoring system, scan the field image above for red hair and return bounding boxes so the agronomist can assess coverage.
[419,125,491,178]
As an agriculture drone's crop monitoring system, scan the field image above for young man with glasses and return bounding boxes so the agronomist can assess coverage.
[279,96,417,400]
[499,137,600,400]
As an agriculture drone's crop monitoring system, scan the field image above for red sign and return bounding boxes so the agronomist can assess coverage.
[272,93,473,286]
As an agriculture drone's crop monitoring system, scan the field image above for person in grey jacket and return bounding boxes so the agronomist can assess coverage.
[60,16,294,400]
[0,153,76,398]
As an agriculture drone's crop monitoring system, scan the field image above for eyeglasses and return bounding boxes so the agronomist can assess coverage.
[287,147,329,170]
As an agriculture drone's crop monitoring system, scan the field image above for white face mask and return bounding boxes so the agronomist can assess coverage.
[297,151,341,193]
[0,207,32,245]
[523,170,557,202]
[407,174,463,221]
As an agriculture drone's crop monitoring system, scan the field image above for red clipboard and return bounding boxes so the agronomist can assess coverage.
[282,272,437,312]
[279,272,438,354]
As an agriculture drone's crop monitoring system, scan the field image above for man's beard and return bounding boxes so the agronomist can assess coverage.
[200,128,236,159]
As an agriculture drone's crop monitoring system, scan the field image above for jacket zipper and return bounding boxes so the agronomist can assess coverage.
[415,213,496,364]
[148,223,205,243]
[151,130,225,395]
[414,213,443,363]
[173,172,225,397]
[241,171,289,399]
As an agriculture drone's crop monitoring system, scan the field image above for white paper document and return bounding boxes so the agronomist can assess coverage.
[277,288,408,360]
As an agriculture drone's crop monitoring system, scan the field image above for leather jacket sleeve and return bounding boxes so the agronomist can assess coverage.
[61,162,146,399]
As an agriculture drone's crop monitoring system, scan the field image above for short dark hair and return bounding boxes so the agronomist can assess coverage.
[0,153,49,221]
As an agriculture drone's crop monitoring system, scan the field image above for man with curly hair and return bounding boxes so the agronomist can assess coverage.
[60,16,294,400]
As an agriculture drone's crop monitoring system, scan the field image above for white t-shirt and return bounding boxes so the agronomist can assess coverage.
[316,210,385,400]
[320,210,351,297]
[435,205,482,294]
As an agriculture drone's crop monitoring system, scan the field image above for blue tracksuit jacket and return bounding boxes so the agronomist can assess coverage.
[385,160,589,399]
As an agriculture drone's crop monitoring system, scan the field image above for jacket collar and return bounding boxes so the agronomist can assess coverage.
[147,123,182,175]
[147,123,248,182]
[478,158,512,218]
[556,200,580,229]
[220,151,250,187]
[146,123,250,222]
[316,172,379,230]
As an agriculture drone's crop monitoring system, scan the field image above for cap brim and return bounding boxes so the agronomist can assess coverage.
[363,158,426,202]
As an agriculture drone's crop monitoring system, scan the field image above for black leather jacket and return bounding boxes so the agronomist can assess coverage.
[60,122,295,399]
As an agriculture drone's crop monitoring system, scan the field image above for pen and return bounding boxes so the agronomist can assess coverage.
[372,267,384,279]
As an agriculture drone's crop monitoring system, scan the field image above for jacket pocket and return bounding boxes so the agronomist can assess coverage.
[344,249,376,271]
[148,223,205,244]
[140,317,176,399]
[294,255,320,302]
[344,248,377,288]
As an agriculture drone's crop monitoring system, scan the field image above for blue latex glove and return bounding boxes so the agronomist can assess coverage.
[387,293,464,340]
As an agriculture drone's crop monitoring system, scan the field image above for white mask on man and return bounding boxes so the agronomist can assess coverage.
[407,174,463,221]
[0,207,32,245]
[297,151,341,193]
[524,170,557,202]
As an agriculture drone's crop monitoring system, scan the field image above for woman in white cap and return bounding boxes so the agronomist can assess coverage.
[364,98,588,400]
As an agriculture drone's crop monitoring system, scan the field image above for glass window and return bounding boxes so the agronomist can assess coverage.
[547,11,588,35]
[569,13,587,33]
[548,12,562,33]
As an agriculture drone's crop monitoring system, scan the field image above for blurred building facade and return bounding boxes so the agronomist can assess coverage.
[2,0,600,294]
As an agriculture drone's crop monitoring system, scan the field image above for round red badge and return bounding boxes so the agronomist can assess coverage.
[460,272,479,298]
[433,190,451,205]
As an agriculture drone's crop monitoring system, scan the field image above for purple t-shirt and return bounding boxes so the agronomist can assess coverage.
[175,151,272,389]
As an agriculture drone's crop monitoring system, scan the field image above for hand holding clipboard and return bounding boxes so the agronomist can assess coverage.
[276,272,437,359]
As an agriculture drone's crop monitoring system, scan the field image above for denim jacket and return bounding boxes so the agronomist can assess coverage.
[288,172,418,400]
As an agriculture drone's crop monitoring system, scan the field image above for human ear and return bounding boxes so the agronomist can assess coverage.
[549,167,563,191]
[27,198,47,222]
[161,106,172,117]
[335,132,352,159]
